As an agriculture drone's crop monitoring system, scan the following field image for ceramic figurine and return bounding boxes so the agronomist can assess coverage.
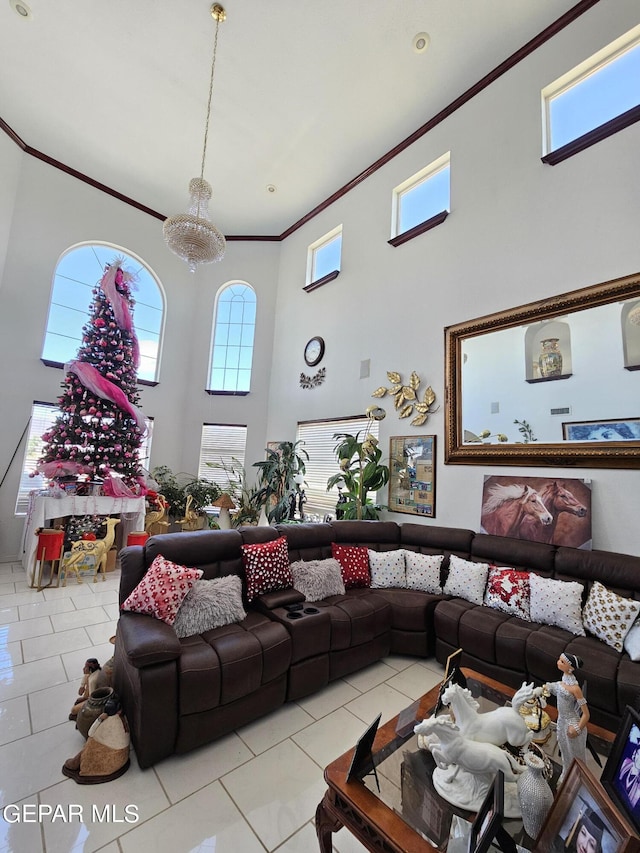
[544,652,589,783]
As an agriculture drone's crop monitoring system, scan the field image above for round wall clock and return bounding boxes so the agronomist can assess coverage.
[304,336,325,367]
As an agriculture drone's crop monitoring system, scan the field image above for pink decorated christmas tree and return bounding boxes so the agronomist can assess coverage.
[37,258,146,494]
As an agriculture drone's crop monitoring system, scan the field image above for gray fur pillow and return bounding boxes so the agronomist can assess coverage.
[290,558,345,601]
[173,575,246,638]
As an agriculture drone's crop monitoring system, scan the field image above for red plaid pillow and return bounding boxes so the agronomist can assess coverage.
[121,554,203,625]
[483,566,530,621]
[241,536,293,602]
[331,543,370,589]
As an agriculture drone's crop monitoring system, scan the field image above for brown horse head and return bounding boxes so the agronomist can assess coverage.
[544,481,587,518]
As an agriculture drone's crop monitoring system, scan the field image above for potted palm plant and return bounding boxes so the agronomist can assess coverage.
[252,441,309,523]
[327,431,389,520]
[150,465,221,529]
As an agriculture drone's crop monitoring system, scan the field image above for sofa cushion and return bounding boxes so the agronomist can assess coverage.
[173,576,247,638]
[368,549,406,588]
[331,543,371,589]
[529,573,585,636]
[289,558,345,601]
[483,567,530,621]
[582,581,640,652]
[459,605,511,664]
[241,536,293,602]
[443,555,489,605]
[121,555,203,625]
[402,550,443,594]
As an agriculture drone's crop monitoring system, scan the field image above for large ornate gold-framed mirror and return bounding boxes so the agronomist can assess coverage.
[444,272,640,468]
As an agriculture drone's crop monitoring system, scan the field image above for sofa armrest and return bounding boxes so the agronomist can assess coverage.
[117,611,182,668]
[255,588,306,610]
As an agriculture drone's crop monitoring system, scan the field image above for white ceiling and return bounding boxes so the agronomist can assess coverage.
[1,0,581,236]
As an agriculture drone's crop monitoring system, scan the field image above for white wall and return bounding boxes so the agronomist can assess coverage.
[0,132,21,290]
[266,0,640,556]
[0,157,279,560]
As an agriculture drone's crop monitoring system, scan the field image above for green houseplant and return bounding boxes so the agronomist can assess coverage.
[206,457,262,527]
[252,441,309,523]
[151,465,221,522]
[327,431,390,520]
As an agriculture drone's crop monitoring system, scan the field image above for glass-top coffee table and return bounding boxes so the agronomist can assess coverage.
[316,668,615,853]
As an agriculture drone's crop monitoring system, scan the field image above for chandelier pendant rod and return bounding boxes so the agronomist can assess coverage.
[197,5,224,222]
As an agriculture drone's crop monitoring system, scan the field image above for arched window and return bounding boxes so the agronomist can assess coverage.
[42,243,165,384]
[207,282,256,394]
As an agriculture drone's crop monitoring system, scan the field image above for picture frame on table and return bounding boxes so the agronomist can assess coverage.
[602,706,640,835]
[562,418,640,442]
[388,435,436,517]
[468,770,516,853]
[534,759,640,853]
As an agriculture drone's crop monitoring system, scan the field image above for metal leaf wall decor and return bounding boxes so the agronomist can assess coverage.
[300,367,326,389]
[371,370,438,426]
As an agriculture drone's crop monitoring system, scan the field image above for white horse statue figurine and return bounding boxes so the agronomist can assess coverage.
[440,680,536,747]
[414,716,524,814]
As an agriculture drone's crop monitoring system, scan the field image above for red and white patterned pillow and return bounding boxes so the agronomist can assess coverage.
[484,566,531,621]
[241,536,293,602]
[121,555,203,625]
[331,543,371,589]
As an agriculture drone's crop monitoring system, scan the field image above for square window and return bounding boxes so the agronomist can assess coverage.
[392,153,450,239]
[306,226,342,287]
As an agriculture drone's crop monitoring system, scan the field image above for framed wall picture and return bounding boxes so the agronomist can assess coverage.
[534,759,640,853]
[602,706,640,835]
[562,418,640,442]
[388,435,436,517]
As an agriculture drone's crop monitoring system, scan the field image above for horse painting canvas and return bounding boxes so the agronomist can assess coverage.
[480,475,592,549]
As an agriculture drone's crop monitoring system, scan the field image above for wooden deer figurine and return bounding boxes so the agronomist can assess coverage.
[62,517,120,585]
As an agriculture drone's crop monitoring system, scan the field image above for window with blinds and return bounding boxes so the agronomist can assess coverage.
[197,424,248,489]
[296,415,380,517]
[15,402,58,514]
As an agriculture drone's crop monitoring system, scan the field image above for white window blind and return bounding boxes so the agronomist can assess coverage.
[15,402,58,514]
[197,424,247,489]
[296,415,380,517]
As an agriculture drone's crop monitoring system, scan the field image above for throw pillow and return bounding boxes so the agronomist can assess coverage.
[121,554,203,625]
[443,554,489,605]
[241,536,293,602]
[290,558,345,601]
[172,576,247,638]
[402,550,444,594]
[528,573,585,636]
[624,619,640,661]
[368,549,406,588]
[582,581,640,652]
[484,566,531,621]
[331,543,371,589]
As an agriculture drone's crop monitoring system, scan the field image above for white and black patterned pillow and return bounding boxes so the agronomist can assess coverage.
[443,555,489,605]
[402,550,443,594]
[529,574,585,635]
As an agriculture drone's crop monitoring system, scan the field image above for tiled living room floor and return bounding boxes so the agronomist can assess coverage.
[0,560,445,853]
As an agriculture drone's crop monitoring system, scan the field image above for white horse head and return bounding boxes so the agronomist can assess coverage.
[442,682,480,711]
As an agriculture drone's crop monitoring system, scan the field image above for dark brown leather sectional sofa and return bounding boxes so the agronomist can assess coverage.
[115,520,640,768]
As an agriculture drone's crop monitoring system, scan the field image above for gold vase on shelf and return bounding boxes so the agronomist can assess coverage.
[538,338,563,378]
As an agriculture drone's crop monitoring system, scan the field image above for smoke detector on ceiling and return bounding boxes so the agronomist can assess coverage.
[10,0,33,19]
[413,32,430,54]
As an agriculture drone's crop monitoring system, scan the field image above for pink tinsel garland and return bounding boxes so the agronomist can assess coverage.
[99,265,140,369]
[65,359,146,433]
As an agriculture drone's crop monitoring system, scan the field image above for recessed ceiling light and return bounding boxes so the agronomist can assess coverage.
[266,185,277,193]
[10,0,33,18]
[413,32,430,54]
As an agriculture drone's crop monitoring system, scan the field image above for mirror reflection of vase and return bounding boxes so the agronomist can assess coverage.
[539,338,563,378]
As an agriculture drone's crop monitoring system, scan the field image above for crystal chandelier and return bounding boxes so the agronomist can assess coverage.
[163,4,227,272]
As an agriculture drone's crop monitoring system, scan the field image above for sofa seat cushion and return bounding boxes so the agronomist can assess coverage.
[563,636,621,715]
[433,598,476,649]
[525,625,581,686]
[178,615,291,715]
[369,588,442,633]
[314,591,391,651]
[458,605,511,664]
[494,617,542,673]
[617,657,640,716]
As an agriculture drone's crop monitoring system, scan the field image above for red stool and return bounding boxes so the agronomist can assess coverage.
[127,531,150,547]
[31,529,65,591]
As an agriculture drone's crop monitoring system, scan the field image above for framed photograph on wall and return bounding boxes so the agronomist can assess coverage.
[534,759,640,853]
[562,418,640,442]
[388,435,436,517]
[602,706,640,835]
